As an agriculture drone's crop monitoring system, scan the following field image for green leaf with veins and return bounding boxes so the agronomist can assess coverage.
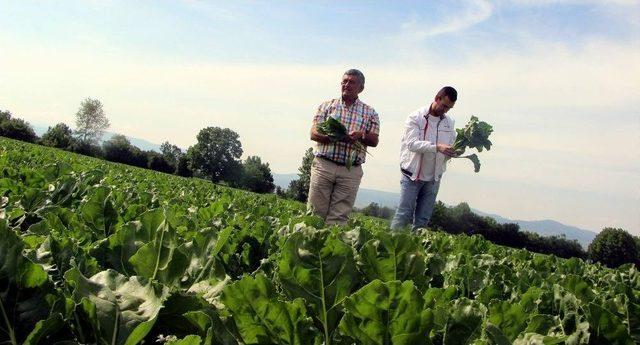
[277,229,359,345]
[64,268,169,345]
[339,280,434,345]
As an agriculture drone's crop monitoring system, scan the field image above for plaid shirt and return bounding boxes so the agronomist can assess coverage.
[313,98,380,165]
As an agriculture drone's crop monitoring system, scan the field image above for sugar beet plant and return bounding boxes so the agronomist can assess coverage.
[452,116,493,173]
[0,137,638,345]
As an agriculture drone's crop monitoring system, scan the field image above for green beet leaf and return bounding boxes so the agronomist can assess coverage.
[64,268,169,345]
[221,273,318,344]
[80,186,118,237]
[182,226,232,284]
[587,302,635,345]
[129,209,189,285]
[316,117,369,169]
[167,335,203,345]
[22,313,64,345]
[0,219,48,288]
[339,279,434,345]
[443,298,487,345]
[451,116,493,173]
[513,333,567,345]
[488,300,530,341]
[277,229,359,344]
[358,232,428,290]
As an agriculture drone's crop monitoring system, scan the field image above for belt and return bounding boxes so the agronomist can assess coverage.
[318,156,361,167]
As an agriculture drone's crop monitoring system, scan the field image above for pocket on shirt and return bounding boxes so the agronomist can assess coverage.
[438,130,455,143]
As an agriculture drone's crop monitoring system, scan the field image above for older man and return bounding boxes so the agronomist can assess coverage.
[308,69,380,225]
[391,86,458,231]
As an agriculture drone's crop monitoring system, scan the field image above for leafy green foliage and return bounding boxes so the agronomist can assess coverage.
[339,280,434,345]
[277,229,359,343]
[588,227,639,268]
[286,147,314,202]
[452,116,493,154]
[240,156,275,193]
[103,134,149,168]
[40,123,74,149]
[188,127,243,184]
[0,111,38,143]
[316,117,368,169]
[451,116,493,172]
[358,233,429,289]
[74,97,110,144]
[65,268,169,344]
[221,274,318,344]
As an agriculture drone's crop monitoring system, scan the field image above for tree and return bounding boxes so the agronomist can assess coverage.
[286,147,314,202]
[102,134,147,168]
[275,186,287,197]
[69,140,103,157]
[160,141,183,169]
[40,123,74,149]
[0,110,10,122]
[148,151,175,173]
[176,155,193,177]
[0,111,38,143]
[240,156,275,193]
[588,227,639,268]
[74,98,110,144]
[103,134,132,163]
[358,202,395,219]
[188,127,243,184]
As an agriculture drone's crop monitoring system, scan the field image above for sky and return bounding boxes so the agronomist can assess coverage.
[1,0,639,235]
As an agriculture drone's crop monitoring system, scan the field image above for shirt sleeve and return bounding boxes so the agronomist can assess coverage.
[313,102,328,125]
[406,114,437,153]
[366,109,380,135]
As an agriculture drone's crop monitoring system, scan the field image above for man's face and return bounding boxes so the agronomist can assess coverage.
[433,95,455,117]
[341,74,364,100]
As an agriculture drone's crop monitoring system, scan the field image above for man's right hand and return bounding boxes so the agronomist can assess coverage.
[436,143,456,157]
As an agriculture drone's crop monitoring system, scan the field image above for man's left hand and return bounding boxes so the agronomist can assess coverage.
[348,131,365,143]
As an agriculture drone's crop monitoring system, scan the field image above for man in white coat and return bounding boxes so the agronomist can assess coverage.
[390,86,457,231]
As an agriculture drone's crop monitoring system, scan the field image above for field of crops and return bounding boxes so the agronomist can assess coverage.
[0,137,638,345]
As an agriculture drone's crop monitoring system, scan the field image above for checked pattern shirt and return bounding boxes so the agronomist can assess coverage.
[312,98,380,165]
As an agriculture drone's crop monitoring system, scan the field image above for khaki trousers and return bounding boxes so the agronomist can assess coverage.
[308,157,363,225]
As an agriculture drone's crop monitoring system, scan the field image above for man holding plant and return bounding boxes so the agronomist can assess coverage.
[391,86,458,231]
[308,69,380,225]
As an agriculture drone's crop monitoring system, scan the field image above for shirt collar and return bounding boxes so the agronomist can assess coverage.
[340,97,361,108]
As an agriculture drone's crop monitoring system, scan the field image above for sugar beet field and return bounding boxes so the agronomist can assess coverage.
[0,137,638,345]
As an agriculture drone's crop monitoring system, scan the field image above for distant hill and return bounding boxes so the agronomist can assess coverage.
[272,173,597,247]
[471,210,597,248]
[32,124,161,152]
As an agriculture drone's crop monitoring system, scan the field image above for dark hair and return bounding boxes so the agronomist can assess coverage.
[344,69,365,85]
[437,86,457,102]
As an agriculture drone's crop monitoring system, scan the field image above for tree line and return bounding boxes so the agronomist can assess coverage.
[2,99,638,269]
[1,98,275,193]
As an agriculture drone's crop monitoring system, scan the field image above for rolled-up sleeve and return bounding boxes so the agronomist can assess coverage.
[367,110,380,135]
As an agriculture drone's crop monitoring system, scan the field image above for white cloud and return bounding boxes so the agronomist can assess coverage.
[399,0,493,40]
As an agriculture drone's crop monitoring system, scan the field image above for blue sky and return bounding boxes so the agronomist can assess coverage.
[1,0,639,234]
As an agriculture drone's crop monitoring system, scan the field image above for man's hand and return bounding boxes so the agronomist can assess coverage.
[348,131,365,143]
[436,143,456,157]
[310,124,332,144]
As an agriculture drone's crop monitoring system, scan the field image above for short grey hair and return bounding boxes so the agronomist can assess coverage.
[344,69,365,85]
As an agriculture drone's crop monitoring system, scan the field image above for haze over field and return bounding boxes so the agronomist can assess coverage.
[1,1,638,234]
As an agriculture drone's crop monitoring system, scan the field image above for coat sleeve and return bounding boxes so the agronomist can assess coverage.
[406,113,437,153]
